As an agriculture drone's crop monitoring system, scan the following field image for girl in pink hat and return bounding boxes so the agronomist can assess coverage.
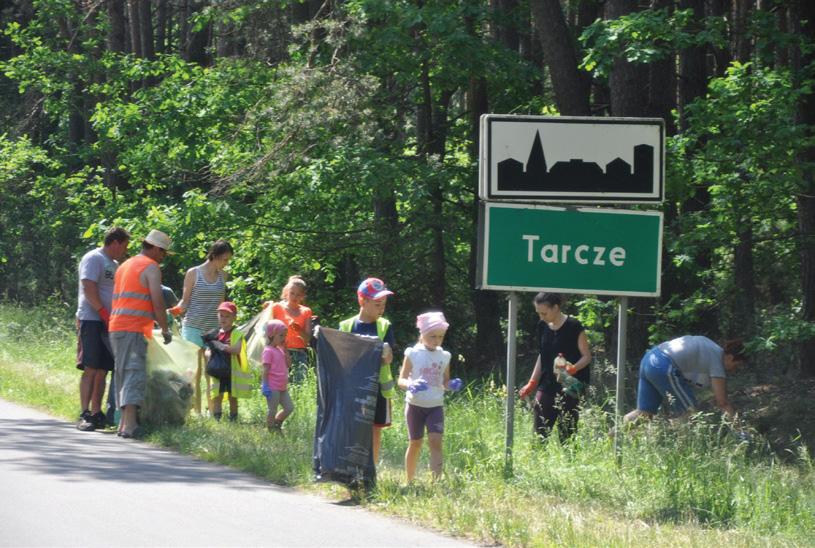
[397,311,463,482]
[261,319,294,432]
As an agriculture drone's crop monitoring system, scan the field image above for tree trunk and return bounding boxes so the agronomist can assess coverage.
[416,56,450,308]
[107,0,127,53]
[795,0,815,377]
[468,74,504,369]
[731,0,752,63]
[707,0,731,75]
[529,0,591,115]
[155,0,167,54]
[178,0,189,57]
[606,0,648,117]
[127,0,143,57]
[732,202,756,337]
[491,0,520,52]
[678,0,706,130]
[603,0,652,360]
[520,4,544,96]
[184,1,210,65]
[139,0,155,60]
[648,0,676,132]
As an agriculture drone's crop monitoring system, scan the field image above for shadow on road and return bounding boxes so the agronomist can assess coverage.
[0,416,282,490]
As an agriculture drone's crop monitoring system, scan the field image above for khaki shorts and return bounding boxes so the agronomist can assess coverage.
[110,331,148,408]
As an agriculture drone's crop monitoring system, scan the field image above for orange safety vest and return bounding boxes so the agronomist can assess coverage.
[109,254,157,338]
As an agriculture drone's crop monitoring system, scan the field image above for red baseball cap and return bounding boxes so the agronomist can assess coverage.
[217,301,237,315]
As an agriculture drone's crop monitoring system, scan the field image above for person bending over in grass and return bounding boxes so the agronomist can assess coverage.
[261,319,294,432]
[623,336,747,424]
[397,312,462,482]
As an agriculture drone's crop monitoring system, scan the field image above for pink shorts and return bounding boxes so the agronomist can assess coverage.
[405,403,444,440]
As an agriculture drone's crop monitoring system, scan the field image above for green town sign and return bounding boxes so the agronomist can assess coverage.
[477,202,663,297]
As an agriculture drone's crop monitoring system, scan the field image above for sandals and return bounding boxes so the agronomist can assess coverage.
[119,427,145,439]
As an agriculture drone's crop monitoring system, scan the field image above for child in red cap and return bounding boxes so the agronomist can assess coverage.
[338,277,397,464]
[203,301,251,421]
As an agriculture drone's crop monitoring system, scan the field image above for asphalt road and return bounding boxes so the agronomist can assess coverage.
[0,398,469,547]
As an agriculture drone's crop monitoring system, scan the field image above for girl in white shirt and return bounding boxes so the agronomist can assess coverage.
[397,312,462,482]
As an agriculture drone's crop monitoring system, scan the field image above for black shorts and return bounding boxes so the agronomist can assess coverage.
[373,391,392,427]
[76,320,115,372]
[218,376,232,395]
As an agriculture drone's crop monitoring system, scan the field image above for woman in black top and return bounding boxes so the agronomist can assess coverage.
[519,292,592,440]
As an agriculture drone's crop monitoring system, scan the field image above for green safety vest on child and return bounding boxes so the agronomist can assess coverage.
[210,327,253,399]
[338,316,396,399]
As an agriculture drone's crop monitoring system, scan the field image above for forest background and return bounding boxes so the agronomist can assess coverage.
[1,0,815,383]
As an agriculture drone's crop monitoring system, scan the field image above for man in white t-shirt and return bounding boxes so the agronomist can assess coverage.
[76,227,130,431]
[624,336,747,424]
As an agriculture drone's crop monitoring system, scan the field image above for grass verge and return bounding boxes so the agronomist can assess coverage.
[1,302,813,547]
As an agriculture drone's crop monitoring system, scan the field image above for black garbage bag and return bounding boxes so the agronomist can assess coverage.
[313,327,382,490]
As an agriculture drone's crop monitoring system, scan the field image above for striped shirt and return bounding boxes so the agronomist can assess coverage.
[182,266,225,331]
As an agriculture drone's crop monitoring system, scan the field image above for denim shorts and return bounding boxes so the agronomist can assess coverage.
[181,325,206,349]
[636,347,698,415]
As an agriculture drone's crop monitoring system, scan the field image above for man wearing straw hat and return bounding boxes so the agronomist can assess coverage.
[108,229,173,438]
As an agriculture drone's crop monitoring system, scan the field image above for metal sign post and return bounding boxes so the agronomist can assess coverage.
[504,292,518,476]
[614,296,628,462]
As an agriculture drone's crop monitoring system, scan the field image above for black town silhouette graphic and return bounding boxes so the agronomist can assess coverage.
[497,130,654,193]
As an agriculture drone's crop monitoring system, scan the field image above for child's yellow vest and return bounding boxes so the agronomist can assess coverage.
[210,327,253,398]
[338,316,396,399]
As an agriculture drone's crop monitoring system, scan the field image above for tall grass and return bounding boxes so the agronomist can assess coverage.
[1,302,813,546]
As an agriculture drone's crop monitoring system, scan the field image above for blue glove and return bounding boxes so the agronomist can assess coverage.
[408,378,429,394]
[735,430,752,443]
[448,378,463,392]
[261,382,272,397]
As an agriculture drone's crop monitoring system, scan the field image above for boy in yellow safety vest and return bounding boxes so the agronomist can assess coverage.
[338,277,397,464]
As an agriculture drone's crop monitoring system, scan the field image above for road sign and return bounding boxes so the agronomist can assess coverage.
[476,202,663,296]
[479,114,664,203]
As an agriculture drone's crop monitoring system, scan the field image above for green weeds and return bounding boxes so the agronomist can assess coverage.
[1,303,813,546]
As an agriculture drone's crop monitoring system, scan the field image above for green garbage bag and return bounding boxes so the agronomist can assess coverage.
[143,331,199,427]
[240,305,272,368]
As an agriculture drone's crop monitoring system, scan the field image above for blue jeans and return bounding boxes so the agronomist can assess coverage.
[288,349,310,382]
[636,347,698,415]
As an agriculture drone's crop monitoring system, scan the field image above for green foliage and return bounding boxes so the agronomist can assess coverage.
[580,8,726,78]
[2,0,815,374]
[656,62,810,341]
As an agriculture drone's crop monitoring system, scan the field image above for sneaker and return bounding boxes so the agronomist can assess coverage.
[77,412,96,432]
[91,412,107,430]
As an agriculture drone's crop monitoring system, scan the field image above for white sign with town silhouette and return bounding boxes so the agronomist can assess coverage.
[479,114,664,203]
